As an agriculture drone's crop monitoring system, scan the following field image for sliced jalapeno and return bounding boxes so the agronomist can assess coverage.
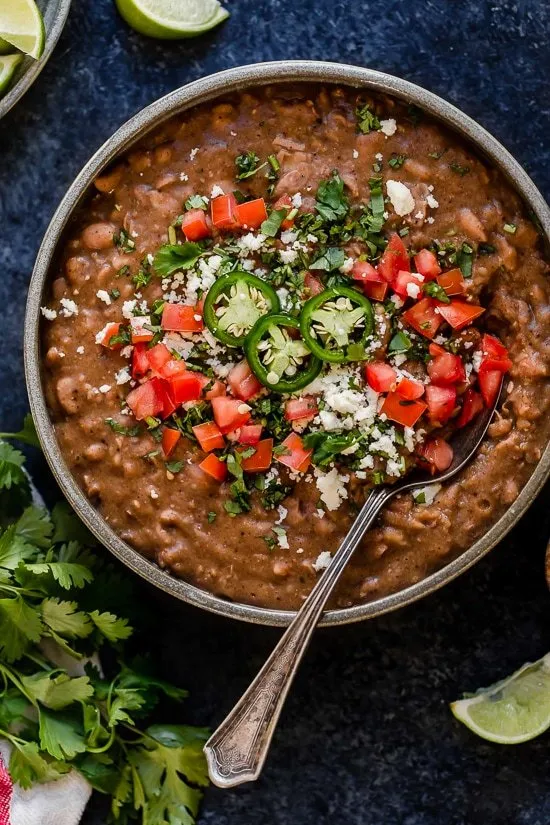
[203,271,280,347]
[300,286,374,363]
[245,314,322,393]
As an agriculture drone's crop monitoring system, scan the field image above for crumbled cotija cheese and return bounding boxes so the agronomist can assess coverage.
[313,551,332,572]
[59,298,78,317]
[314,468,349,511]
[380,118,397,136]
[41,307,57,320]
[96,290,111,305]
[386,180,415,216]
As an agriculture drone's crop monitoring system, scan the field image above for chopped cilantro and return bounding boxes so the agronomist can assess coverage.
[450,163,471,176]
[355,104,381,134]
[388,331,412,353]
[456,242,475,278]
[260,209,286,238]
[105,419,140,437]
[388,154,407,169]
[153,242,203,277]
[315,173,349,222]
[207,512,217,523]
[423,282,451,303]
[503,223,517,234]
[165,460,184,473]
[235,151,266,180]
[185,194,208,211]
[113,228,135,253]
[310,247,345,272]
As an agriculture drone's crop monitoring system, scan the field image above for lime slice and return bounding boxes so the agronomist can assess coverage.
[115,0,229,39]
[0,0,45,60]
[0,53,24,97]
[0,37,14,54]
[451,653,550,744]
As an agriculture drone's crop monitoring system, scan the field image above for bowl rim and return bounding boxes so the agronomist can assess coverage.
[0,0,72,121]
[24,60,550,628]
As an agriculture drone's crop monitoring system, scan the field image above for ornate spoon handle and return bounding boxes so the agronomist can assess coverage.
[204,486,391,787]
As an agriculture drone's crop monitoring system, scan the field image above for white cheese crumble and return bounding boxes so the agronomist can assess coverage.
[406,282,421,299]
[426,194,439,209]
[210,184,224,198]
[281,230,298,244]
[189,147,199,161]
[375,152,383,161]
[96,290,111,305]
[313,551,332,572]
[380,118,397,136]
[41,307,57,320]
[413,484,442,506]
[115,367,131,385]
[76,346,84,354]
[386,180,415,216]
[340,257,355,274]
[291,192,303,208]
[122,300,137,319]
[279,248,298,264]
[353,149,359,159]
[60,298,78,317]
[98,384,111,394]
[314,467,349,511]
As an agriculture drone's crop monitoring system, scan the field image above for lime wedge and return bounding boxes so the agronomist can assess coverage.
[0,0,44,60]
[0,53,24,97]
[0,37,14,54]
[451,653,550,744]
[115,0,229,39]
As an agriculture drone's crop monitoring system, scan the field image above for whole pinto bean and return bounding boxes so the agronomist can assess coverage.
[81,222,116,251]
[55,376,82,415]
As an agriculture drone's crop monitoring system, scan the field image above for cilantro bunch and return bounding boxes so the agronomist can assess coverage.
[0,418,208,824]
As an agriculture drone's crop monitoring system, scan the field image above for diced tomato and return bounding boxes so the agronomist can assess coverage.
[396,377,425,400]
[436,268,466,296]
[130,315,154,344]
[437,300,485,330]
[227,361,262,402]
[205,380,227,400]
[146,343,172,375]
[160,384,177,419]
[365,280,389,302]
[478,366,503,408]
[402,298,442,339]
[417,437,454,475]
[97,322,122,349]
[132,343,150,378]
[304,271,325,296]
[235,198,268,229]
[414,249,441,280]
[456,388,484,428]
[211,396,251,434]
[393,270,424,299]
[161,303,203,333]
[240,438,274,472]
[211,193,239,231]
[238,424,263,445]
[275,432,313,473]
[192,421,225,452]
[481,356,513,374]
[126,378,166,420]
[158,359,187,379]
[378,233,410,283]
[199,453,227,482]
[285,396,319,422]
[427,352,466,385]
[428,342,447,358]
[182,208,211,242]
[162,428,181,458]
[481,333,508,360]
[365,362,397,393]
[351,262,389,301]
[425,384,457,423]
[380,393,427,427]
[273,194,295,229]
[168,372,203,404]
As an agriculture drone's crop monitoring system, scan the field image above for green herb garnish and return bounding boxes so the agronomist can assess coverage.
[355,104,381,134]
[153,242,203,278]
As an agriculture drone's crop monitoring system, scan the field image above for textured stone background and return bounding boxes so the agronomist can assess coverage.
[0,0,549,823]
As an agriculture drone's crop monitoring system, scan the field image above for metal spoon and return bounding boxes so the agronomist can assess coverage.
[204,381,502,788]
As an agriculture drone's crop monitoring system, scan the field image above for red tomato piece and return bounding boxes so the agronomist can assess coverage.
[436,268,466,296]
[276,433,313,473]
[273,195,295,229]
[146,343,172,374]
[238,424,263,445]
[414,249,441,280]
[380,393,427,428]
[126,378,166,420]
[130,315,154,344]
[427,352,466,385]
[481,333,508,360]
[428,342,447,358]
[285,396,319,422]
[378,233,410,283]
[162,428,181,458]
[168,372,203,404]
[235,198,268,229]
[402,298,442,339]
[158,359,187,379]
[161,303,203,333]
[227,361,262,402]
[396,377,425,400]
[132,343,150,378]
[456,388,484,428]
[240,438,274,472]
[417,437,454,475]
[211,193,239,231]
[393,270,424,299]
[199,453,227,482]
[351,262,389,301]
[478,367,503,407]
[437,300,485,330]
[97,322,121,349]
[425,384,457,423]
[365,280,389,301]
[182,208,211,242]
[192,421,225,452]
[205,380,227,400]
[211,396,251,434]
[365,362,397,393]
[304,272,325,296]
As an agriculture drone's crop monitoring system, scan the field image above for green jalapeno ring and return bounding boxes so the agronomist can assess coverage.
[299,285,374,363]
[203,271,281,347]
[244,314,323,393]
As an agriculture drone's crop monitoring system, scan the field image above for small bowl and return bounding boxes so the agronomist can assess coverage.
[24,61,550,627]
[0,0,72,121]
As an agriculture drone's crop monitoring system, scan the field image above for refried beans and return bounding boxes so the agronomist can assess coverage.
[41,84,550,611]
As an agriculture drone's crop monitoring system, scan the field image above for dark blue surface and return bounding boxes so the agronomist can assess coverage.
[1,1,549,823]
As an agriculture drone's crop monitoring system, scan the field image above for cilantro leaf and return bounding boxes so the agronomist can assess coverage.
[89,610,132,642]
[39,707,87,760]
[310,247,345,272]
[355,104,381,134]
[303,432,357,466]
[260,208,286,237]
[9,741,69,789]
[315,173,349,222]
[0,525,35,570]
[0,414,40,448]
[51,502,93,545]
[0,442,27,490]
[153,243,203,278]
[15,506,53,548]
[41,598,93,638]
[423,281,451,303]
[21,671,94,710]
[0,596,43,661]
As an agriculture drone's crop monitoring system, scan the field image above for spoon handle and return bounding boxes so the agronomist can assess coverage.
[204,485,391,788]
